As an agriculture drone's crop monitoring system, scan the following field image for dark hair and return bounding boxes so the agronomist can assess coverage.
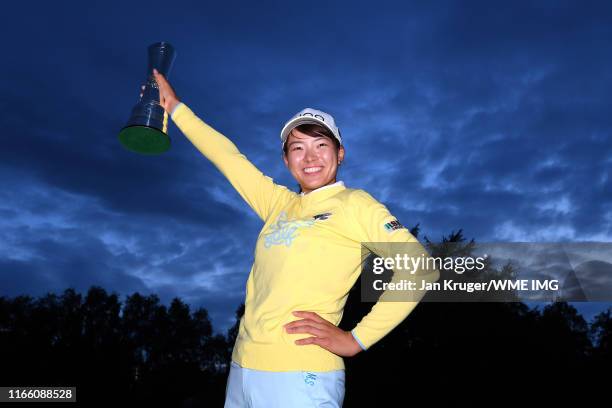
[282,124,340,156]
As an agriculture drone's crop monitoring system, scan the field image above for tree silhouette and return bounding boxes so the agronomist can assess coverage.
[0,228,608,404]
[339,228,600,404]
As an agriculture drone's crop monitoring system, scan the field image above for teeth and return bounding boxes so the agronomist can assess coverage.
[304,167,322,173]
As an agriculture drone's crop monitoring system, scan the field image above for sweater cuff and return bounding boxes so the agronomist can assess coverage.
[351,329,367,351]
[170,102,184,120]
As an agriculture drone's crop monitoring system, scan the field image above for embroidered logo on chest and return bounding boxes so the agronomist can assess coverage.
[263,211,333,248]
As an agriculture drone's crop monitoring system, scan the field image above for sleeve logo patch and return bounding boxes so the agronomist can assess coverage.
[384,219,405,233]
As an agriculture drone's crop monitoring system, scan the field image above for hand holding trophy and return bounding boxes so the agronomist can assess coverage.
[151,69,180,114]
[118,42,178,154]
[138,69,180,112]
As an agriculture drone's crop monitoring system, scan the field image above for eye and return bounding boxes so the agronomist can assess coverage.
[291,146,303,151]
[317,142,328,148]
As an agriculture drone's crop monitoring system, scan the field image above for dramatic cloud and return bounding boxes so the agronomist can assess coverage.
[1,0,610,331]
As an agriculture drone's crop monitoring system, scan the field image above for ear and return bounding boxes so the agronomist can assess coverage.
[337,145,345,164]
[282,152,289,168]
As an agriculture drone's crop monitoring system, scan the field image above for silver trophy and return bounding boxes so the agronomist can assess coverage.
[118,42,177,154]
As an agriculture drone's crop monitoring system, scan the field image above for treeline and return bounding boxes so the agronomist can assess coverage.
[340,229,612,404]
[1,230,611,405]
[0,289,232,405]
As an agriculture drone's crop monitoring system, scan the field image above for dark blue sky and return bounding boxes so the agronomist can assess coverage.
[1,1,611,333]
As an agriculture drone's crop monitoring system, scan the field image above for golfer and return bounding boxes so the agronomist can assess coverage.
[151,69,438,407]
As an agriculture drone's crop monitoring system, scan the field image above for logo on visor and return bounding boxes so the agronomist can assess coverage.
[299,112,325,122]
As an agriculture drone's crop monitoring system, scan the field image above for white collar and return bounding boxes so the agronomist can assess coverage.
[300,180,345,196]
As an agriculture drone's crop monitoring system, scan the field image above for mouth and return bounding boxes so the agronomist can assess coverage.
[303,166,323,175]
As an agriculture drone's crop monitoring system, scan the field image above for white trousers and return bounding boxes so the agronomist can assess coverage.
[224,361,345,407]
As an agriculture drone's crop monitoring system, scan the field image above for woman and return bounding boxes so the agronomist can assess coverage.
[151,69,438,407]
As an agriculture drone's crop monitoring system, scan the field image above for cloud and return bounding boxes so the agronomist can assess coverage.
[1,0,611,332]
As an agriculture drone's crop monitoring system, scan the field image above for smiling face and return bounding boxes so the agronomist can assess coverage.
[283,126,345,194]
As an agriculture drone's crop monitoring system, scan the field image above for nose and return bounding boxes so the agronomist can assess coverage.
[304,147,319,162]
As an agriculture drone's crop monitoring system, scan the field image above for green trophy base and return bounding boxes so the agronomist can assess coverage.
[118,125,171,155]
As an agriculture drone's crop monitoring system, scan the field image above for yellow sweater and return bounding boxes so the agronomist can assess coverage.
[171,103,439,371]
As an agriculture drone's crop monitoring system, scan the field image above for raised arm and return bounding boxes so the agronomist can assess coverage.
[152,70,296,221]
